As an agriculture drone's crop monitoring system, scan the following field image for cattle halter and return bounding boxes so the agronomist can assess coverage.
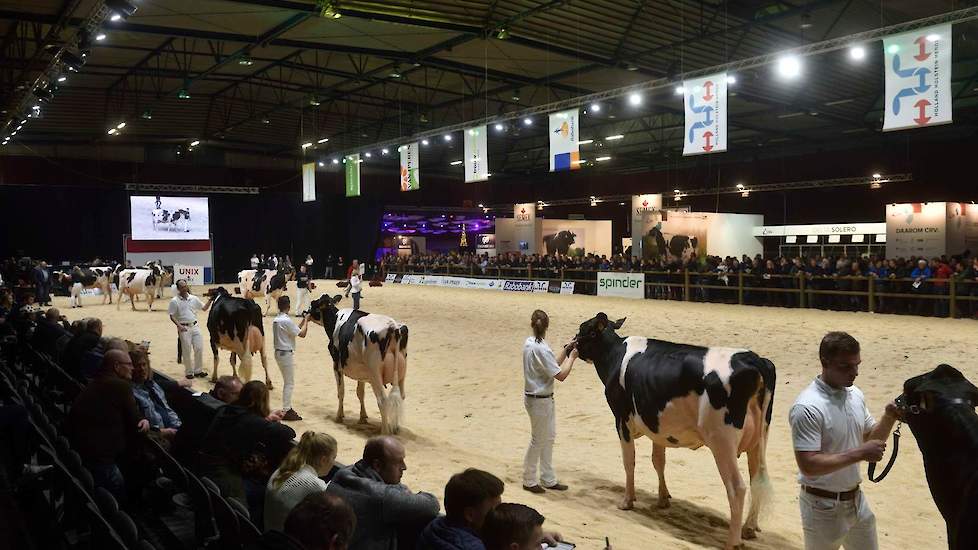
[868,422,902,483]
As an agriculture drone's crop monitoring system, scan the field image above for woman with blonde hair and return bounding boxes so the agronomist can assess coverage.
[264,430,338,531]
[522,309,577,494]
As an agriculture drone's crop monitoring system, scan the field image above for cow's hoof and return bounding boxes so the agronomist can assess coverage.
[335,414,344,423]
[656,497,671,509]
[742,526,758,540]
[358,416,369,425]
[617,498,634,511]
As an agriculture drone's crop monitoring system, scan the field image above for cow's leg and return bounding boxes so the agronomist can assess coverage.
[652,442,671,509]
[333,369,345,422]
[259,345,271,388]
[230,353,238,378]
[356,381,369,423]
[707,432,749,550]
[618,438,636,510]
[742,412,773,540]
[210,339,220,382]
[146,291,155,311]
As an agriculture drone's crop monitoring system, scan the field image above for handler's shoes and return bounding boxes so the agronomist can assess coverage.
[543,483,568,491]
[522,485,546,494]
[185,374,195,380]
[282,409,303,421]
[194,372,208,378]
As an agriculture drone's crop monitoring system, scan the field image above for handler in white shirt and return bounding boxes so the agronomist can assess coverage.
[789,332,898,550]
[522,309,577,494]
[168,280,214,380]
[272,295,309,421]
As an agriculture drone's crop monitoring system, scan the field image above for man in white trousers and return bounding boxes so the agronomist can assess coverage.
[294,264,312,317]
[168,280,214,380]
[272,295,309,421]
[790,331,899,550]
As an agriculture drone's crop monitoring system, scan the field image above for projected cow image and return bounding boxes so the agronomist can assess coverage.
[130,195,210,240]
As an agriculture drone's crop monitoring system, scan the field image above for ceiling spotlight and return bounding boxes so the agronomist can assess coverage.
[140,109,152,120]
[674,86,685,95]
[317,137,328,144]
[776,55,801,78]
[736,183,745,189]
[177,88,191,99]
[605,134,624,140]
[496,27,510,40]
[57,75,67,83]
[421,139,429,146]
[443,134,452,142]
[382,148,389,155]
[849,46,866,60]
[365,152,372,157]
[578,139,593,145]
[106,0,138,19]
[799,12,812,29]
[190,139,200,146]
[309,97,321,106]
[494,123,504,131]
[332,158,339,164]
[726,75,737,85]
[95,33,107,41]
[301,142,313,149]
[512,89,521,101]
[870,182,881,189]
[590,103,601,112]
[107,128,117,135]
[62,50,86,72]
[450,160,462,166]
[595,156,611,162]
[522,117,532,126]
[741,190,750,198]
[872,173,882,179]
[628,93,642,106]
[114,122,125,129]
[238,55,254,66]
[109,13,122,21]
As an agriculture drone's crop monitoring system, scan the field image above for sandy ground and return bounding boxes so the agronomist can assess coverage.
[54,280,968,549]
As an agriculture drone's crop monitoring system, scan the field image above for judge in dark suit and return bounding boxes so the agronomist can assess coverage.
[33,261,51,306]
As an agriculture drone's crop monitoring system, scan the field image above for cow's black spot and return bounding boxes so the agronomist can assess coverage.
[667,436,679,444]
[724,366,760,429]
[335,310,370,368]
[704,371,728,410]
[126,272,137,284]
[207,292,263,352]
[268,273,287,293]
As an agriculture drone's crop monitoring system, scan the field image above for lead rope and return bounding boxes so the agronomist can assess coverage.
[868,422,902,483]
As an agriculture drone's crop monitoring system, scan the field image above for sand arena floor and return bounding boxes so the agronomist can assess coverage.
[54,280,967,549]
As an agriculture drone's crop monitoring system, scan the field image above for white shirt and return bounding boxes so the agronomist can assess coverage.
[523,337,561,396]
[168,294,204,324]
[349,273,362,293]
[250,256,259,268]
[789,376,877,492]
[273,313,300,351]
[264,464,328,532]
[305,257,313,266]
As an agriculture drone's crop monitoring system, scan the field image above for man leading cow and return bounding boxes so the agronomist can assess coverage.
[168,280,215,380]
[789,331,899,550]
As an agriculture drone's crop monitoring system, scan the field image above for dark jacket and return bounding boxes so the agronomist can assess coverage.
[417,516,485,550]
[66,374,144,466]
[32,318,70,355]
[326,459,440,550]
[62,331,100,379]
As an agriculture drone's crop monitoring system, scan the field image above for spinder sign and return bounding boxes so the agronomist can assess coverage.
[597,272,645,299]
[174,264,204,286]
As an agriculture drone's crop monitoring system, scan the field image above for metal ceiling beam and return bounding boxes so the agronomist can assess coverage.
[106,37,175,94]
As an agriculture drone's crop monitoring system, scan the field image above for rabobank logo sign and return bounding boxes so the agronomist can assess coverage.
[597,272,645,299]
[503,280,535,292]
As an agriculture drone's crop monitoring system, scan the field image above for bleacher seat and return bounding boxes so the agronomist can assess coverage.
[185,471,219,543]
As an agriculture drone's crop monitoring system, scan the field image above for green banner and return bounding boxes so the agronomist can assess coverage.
[345,154,360,197]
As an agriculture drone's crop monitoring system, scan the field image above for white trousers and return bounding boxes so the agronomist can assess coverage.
[69,283,83,307]
[296,288,310,315]
[178,324,204,376]
[523,395,557,487]
[799,489,878,550]
[275,350,295,410]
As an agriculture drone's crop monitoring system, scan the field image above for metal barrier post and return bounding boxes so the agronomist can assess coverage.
[737,272,744,305]
[560,268,564,283]
[683,270,691,302]
[950,278,957,318]
[799,275,807,308]
[868,276,875,313]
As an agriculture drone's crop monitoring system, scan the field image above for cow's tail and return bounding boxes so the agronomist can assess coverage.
[746,358,776,531]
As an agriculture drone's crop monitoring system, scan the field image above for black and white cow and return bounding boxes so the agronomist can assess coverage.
[238,269,288,315]
[152,208,191,232]
[543,230,577,255]
[650,226,698,262]
[203,286,272,388]
[574,313,776,550]
[898,364,978,550]
[116,263,163,311]
[55,266,113,307]
[308,294,408,434]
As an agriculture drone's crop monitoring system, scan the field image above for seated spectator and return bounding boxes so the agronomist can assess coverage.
[211,374,244,403]
[66,349,149,505]
[481,504,549,550]
[259,492,357,550]
[265,431,338,531]
[327,435,440,550]
[80,336,129,381]
[199,380,296,521]
[31,307,70,356]
[130,349,182,440]
[418,469,504,550]
[62,317,102,379]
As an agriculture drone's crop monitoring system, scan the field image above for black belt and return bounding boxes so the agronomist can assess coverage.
[803,485,860,501]
[179,321,197,326]
[275,349,293,353]
[525,393,553,399]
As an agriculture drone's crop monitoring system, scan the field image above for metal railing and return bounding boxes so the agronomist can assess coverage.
[387,264,978,319]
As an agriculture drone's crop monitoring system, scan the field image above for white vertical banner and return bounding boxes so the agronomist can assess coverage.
[399,143,420,191]
[683,72,727,155]
[514,203,537,253]
[463,125,488,182]
[548,109,580,172]
[630,194,663,259]
[883,24,952,131]
[301,162,316,202]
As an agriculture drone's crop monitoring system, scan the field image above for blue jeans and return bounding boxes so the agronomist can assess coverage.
[88,462,127,506]
[352,291,360,310]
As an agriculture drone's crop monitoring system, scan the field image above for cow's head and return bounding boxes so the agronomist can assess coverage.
[559,230,576,241]
[575,313,626,363]
[307,294,343,329]
[899,364,978,422]
[204,286,231,299]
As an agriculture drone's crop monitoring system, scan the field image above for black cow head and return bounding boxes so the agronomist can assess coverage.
[204,286,231,299]
[308,294,343,328]
[575,312,626,363]
[899,364,978,421]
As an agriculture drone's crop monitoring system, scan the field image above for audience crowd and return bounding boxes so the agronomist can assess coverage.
[383,251,978,318]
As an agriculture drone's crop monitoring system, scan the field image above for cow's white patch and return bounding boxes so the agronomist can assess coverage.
[702,347,745,385]
[619,336,649,389]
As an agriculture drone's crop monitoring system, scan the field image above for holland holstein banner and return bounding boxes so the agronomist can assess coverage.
[399,143,420,191]
[344,154,360,197]
[463,125,488,183]
[549,109,580,172]
[683,72,727,155]
[301,162,316,202]
[883,24,952,131]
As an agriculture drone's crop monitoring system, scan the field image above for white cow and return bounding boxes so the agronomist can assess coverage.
[55,266,113,307]
[117,265,163,311]
[308,294,408,434]
[238,269,288,315]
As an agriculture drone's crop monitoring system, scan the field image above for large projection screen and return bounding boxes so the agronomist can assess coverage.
[130,196,210,240]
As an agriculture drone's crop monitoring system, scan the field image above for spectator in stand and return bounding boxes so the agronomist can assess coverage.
[62,317,102,379]
[199,381,296,521]
[264,431,338,532]
[910,259,933,316]
[931,257,953,317]
[130,348,182,441]
[252,254,260,269]
[964,257,978,318]
[66,349,149,505]
[80,337,129,381]
[326,435,440,550]
[211,375,244,403]
[418,469,504,550]
[32,307,70,356]
[33,261,52,306]
[481,504,551,550]
[259,492,357,550]
[170,374,243,471]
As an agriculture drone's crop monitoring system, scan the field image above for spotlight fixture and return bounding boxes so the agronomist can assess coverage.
[95,33,107,41]
[62,50,86,72]
[141,109,152,120]
[301,142,313,149]
[421,139,430,146]
[522,117,532,126]
[605,134,624,140]
[726,75,737,84]
[332,158,339,164]
[478,203,484,208]
[741,190,750,198]
[870,182,881,190]
[595,156,611,162]
[318,161,324,167]
[849,46,866,60]
[309,96,321,106]
[590,103,601,112]
[177,88,191,99]
[365,152,372,157]
[107,128,117,135]
[578,139,593,145]
[496,27,510,40]
[494,123,504,131]
[190,139,200,147]
[512,89,521,101]
[628,93,642,106]
[736,183,745,189]
[57,75,67,82]
[674,86,685,95]
[116,122,126,129]
[872,173,882,179]
[106,0,138,20]
[673,189,680,193]
[382,148,389,155]
[238,55,254,66]
[776,55,801,78]
[443,134,452,142]
[317,137,329,144]
[450,160,462,166]
[262,117,270,124]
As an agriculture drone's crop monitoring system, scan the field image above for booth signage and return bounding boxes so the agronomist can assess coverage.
[597,272,645,299]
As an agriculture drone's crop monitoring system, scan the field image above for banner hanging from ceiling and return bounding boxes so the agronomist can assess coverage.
[883,24,952,131]
[683,72,727,155]
[548,109,580,172]
[463,125,488,183]
[399,143,420,191]
[344,154,360,197]
[301,162,316,202]
[630,194,663,258]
